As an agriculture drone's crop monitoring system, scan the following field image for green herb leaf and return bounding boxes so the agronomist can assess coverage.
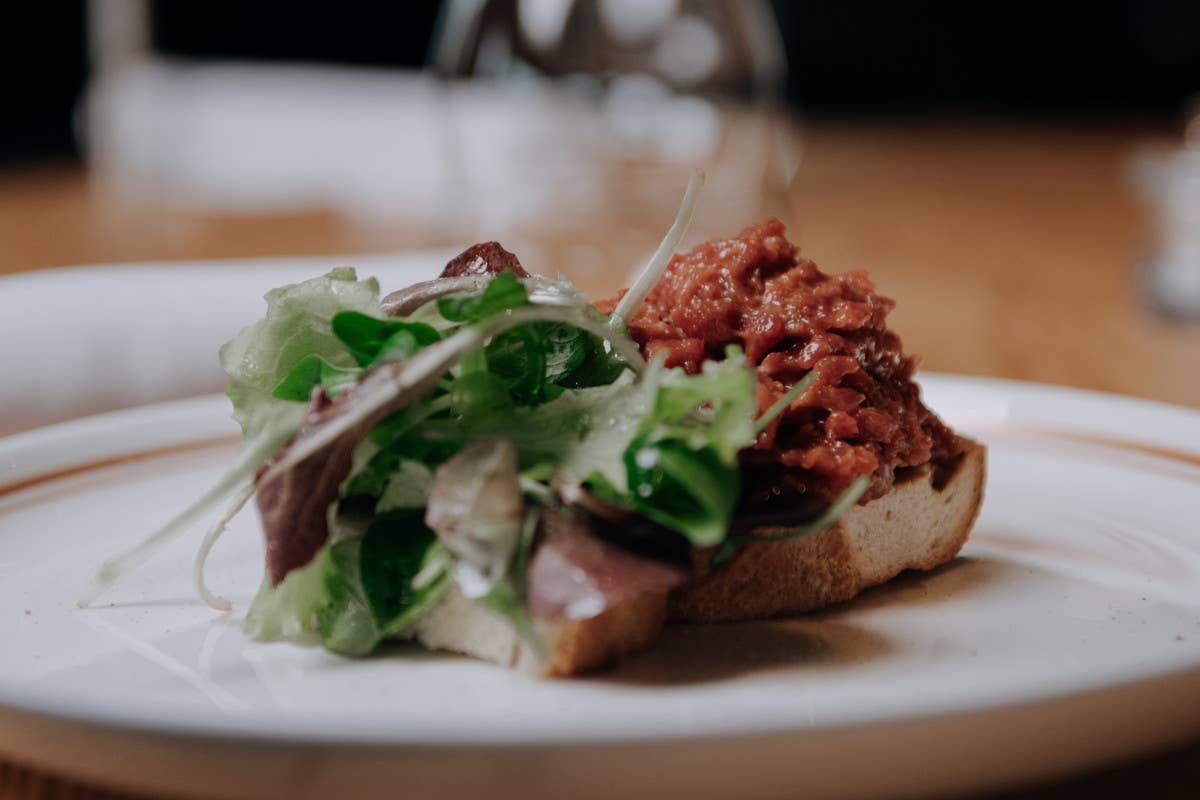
[315,539,379,656]
[623,435,738,547]
[220,268,379,438]
[543,323,588,383]
[571,350,757,545]
[243,547,332,643]
[437,272,529,322]
[358,511,449,637]
[375,460,435,512]
[645,348,758,465]
[486,326,547,404]
[245,511,449,656]
[271,354,362,401]
[331,311,441,367]
[558,332,629,388]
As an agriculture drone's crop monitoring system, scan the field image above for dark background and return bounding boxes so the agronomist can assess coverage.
[4,1,1199,164]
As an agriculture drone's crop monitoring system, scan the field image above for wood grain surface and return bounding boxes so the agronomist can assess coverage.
[1,121,1197,799]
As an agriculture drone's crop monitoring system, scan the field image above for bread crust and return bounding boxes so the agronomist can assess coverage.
[669,437,986,622]
[410,585,668,677]
[413,437,985,675]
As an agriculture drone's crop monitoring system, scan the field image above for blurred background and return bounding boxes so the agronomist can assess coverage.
[4,0,1200,427]
[4,5,1200,797]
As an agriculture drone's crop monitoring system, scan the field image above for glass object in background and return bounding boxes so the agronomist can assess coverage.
[430,0,800,291]
[1136,103,1200,319]
[83,1,798,286]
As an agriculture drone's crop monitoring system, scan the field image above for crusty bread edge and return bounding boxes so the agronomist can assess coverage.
[411,436,986,674]
[409,584,668,677]
[670,436,986,622]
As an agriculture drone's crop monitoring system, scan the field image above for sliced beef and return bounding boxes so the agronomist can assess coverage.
[526,509,689,622]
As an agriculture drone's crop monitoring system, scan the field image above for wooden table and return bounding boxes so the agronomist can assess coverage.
[1,122,1198,799]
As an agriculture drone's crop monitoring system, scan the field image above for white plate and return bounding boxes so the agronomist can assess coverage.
[0,251,451,434]
[1,376,1199,800]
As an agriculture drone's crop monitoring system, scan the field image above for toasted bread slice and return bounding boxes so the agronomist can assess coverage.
[410,437,985,675]
[670,437,986,622]
[410,584,668,677]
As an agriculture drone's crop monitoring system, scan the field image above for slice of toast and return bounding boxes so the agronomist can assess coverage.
[411,437,985,675]
[669,437,986,622]
[411,583,668,677]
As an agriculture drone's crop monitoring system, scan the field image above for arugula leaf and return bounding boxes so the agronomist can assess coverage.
[577,350,757,545]
[244,551,327,644]
[271,354,362,401]
[645,350,758,464]
[436,272,528,322]
[622,435,738,546]
[331,312,441,367]
[479,319,601,405]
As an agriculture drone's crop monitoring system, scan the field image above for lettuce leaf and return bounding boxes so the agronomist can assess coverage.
[219,267,380,439]
[344,350,757,546]
[238,272,758,657]
[244,510,449,655]
[271,354,361,401]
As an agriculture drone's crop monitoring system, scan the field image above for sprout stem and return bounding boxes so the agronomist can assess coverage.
[193,482,257,612]
[753,371,819,436]
[611,171,705,326]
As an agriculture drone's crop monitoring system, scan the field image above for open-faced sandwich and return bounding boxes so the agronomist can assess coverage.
[86,178,985,676]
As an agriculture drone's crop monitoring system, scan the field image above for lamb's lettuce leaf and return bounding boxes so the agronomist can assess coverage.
[272,354,361,401]
[331,312,441,367]
[437,271,528,322]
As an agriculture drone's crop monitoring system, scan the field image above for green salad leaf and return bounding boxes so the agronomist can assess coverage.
[558,331,628,388]
[331,312,442,367]
[246,510,449,655]
[437,271,528,322]
[272,354,361,401]
[237,271,771,658]
[220,268,380,439]
[580,350,757,546]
